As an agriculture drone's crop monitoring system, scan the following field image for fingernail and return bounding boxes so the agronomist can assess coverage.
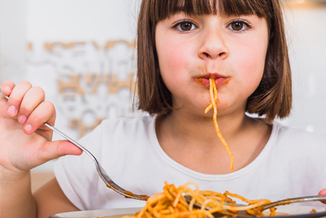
[24,124,32,132]
[7,106,17,116]
[2,86,10,92]
[18,115,27,124]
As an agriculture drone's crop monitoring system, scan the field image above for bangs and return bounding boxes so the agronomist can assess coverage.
[153,0,272,23]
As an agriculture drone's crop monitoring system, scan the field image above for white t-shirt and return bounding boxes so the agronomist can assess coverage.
[54,115,326,210]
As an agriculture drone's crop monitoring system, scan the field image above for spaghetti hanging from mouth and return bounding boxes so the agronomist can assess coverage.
[205,78,234,171]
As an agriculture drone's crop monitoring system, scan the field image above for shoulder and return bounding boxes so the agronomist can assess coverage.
[268,122,326,158]
[272,122,326,146]
[100,115,154,128]
[265,122,326,199]
[96,115,157,148]
[72,115,155,155]
[99,115,155,134]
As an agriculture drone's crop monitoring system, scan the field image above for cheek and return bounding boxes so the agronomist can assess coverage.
[235,42,267,84]
[156,38,194,75]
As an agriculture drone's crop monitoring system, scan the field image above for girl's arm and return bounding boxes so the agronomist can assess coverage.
[34,178,79,218]
[2,172,78,218]
[0,81,82,218]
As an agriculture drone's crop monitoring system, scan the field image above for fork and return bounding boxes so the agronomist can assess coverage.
[259,195,326,211]
[184,195,326,212]
[1,90,149,201]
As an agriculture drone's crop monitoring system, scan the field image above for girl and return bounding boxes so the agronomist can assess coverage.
[1,0,326,217]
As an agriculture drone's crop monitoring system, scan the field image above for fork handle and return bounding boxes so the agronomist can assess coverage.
[262,195,326,210]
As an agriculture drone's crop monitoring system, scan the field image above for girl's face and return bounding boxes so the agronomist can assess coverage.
[155,12,269,117]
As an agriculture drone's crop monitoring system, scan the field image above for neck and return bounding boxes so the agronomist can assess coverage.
[155,106,271,174]
[157,108,248,146]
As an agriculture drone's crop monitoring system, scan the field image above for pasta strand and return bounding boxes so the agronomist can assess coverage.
[208,78,234,171]
[123,182,273,218]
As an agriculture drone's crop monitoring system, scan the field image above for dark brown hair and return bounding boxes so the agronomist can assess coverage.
[136,0,292,123]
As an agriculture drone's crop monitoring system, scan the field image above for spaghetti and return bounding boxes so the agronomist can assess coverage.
[122,79,274,217]
[122,181,272,218]
[205,78,234,171]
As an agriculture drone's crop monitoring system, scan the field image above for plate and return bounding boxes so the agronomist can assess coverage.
[49,207,142,218]
[50,205,326,218]
[256,205,326,218]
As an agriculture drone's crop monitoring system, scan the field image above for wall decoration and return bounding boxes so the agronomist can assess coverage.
[27,39,142,138]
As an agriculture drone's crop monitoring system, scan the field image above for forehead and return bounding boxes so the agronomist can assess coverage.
[153,0,271,22]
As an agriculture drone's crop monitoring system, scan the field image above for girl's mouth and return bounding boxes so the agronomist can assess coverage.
[194,73,230,88]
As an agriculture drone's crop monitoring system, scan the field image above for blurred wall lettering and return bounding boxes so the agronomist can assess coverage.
[27,40,139,138]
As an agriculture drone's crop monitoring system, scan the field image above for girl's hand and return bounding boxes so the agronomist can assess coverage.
[0,81,82,176]
[318,189,326,204]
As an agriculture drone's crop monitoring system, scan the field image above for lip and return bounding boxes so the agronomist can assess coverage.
[194,73,230,88]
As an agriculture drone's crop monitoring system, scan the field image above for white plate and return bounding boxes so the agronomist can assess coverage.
[50,205,326,218]
[261,205,326,217]
[49,207,142,218]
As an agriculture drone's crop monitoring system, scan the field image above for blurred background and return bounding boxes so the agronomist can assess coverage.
[1,0,326,191]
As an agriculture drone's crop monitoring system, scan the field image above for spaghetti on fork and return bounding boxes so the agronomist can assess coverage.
[123,181,273,218]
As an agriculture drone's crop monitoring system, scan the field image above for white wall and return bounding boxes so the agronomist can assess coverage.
[0,0,27,82]
[282,2,326,134]
[26,0,140,42]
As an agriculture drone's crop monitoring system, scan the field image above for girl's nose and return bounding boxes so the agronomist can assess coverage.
[198,31,229,61]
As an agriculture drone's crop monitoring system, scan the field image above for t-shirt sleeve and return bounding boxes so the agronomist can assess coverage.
[53,123,104,210]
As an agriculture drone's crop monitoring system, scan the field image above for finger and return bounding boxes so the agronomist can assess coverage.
[5,81,32,117]
[39,140,83,163]
[318,190,326,204]
[1,80,16,96]
[18,86,45,125]
[23,101,56,136]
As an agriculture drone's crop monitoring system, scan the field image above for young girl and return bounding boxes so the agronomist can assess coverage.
[1,0,326,218]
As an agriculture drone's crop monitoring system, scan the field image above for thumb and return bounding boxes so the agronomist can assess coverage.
[318,189,326,204]
[40,140,83,161]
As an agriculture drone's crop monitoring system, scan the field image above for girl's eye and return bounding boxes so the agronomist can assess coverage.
[227,20,251,32]
[174,21,197,32]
